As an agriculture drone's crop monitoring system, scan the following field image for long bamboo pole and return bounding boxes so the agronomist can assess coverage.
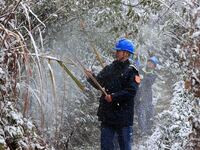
[72,54,108,96]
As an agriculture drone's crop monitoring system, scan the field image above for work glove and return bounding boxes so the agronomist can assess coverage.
[104,94,112,103]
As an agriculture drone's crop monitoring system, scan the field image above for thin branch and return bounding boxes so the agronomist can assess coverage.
[157,0,189,26]
[120,1,142,8]
[3,0,22,25]
[155,1,176,24]
[24,3,69,36]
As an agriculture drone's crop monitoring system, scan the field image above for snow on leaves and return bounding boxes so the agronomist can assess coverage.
[0,100,48,150]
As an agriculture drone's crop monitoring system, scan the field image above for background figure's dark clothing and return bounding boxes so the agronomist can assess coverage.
[134,69,157,135]
[88,60,139,127]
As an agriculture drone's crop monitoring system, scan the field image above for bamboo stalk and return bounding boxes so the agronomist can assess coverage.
[91,44,105,68]
[72,53,108,96]
[57,60,85,91]
[78,20,105,69]
[86,70,108,96]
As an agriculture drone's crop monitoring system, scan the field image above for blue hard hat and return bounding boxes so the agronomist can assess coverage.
[149,56,159,65]
[113,38,135,54]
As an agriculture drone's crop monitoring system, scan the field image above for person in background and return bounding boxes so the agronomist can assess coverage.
[134,56,159,136]
[86,38,140,150]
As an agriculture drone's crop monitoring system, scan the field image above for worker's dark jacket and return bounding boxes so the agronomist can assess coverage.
[88,60,139,127]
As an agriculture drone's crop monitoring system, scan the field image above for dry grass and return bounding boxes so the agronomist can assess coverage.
[0,0,86,132]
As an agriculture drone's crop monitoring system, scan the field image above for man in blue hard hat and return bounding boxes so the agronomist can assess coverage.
[134,56,159,136]
[86,38,140,150]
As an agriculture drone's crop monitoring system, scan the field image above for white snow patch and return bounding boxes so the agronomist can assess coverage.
[192,31,200,38]
[34,143,45,149]
[19,140,29,149]
[0,67,4,74]
[10,111,24,125]
[173,45,181,54]
[195,17,200,28]
[27,120,34,130]
[0,136,6,145]
[4,126,23,137]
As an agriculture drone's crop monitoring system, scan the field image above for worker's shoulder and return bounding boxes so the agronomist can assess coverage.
[129,64,139,74]
[128,64,141,84]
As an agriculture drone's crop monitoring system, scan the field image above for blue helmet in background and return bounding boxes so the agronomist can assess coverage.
[149,56,159,65]
[113,38,135,54]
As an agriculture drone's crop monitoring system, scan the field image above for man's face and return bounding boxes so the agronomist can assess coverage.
[115,50,129,61]
[147,60,156,69]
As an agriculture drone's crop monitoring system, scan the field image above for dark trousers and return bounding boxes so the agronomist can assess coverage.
[101,125,133,150]
[135,100,154,135]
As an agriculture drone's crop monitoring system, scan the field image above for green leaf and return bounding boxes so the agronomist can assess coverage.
[57,61,85,91]
[47,59,57,104]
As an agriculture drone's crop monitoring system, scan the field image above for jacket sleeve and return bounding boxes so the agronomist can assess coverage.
[111,69,140,103]
[87,65,109,90]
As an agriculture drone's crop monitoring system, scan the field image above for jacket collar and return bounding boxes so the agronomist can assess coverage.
[113,59,130,69]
